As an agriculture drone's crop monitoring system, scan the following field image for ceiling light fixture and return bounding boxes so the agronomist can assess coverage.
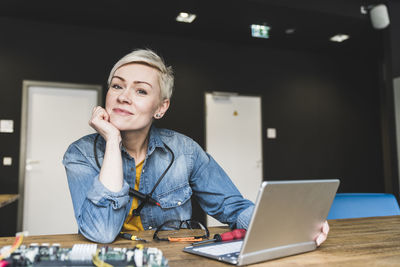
[251,24,270,39]
[285,28,296,34]
[176,12,197,23]
[330,34,350,42]
[361,4,390,30]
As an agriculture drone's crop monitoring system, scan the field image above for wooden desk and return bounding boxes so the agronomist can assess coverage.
[0,194,19,208]
[0,216,399,266]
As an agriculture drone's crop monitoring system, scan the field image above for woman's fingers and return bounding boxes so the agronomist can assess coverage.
[315,221,330,246]
[315,232,327,246]
[90,106,108,125]
[88,106,120,141]
[322,221,329,235]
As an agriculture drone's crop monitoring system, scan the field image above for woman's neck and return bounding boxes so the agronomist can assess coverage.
[121,127,151,164]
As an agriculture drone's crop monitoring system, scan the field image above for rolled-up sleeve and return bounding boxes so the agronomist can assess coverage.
[63,142,130,243]
[189,142,254,229]
[236,205,254,229]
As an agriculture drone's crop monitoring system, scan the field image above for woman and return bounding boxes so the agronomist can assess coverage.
[63,49,329,244]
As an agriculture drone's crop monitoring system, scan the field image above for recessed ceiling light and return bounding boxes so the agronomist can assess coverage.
[330,34,350,42]
[251,24,270,39]
[285,28,296,34]
[176,12,196,23]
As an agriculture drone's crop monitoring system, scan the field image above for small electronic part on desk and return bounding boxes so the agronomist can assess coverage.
[0,243,168,267]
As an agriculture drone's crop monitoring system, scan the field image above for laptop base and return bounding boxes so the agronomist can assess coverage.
[184,240,316,266]
[239,241,316,265]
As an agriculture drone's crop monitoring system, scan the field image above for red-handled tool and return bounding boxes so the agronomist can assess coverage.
[192,229,246,245]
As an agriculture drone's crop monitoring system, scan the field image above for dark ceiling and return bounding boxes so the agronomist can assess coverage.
[0,0,384,54]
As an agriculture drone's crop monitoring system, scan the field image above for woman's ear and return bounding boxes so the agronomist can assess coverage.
[154,99,170,119]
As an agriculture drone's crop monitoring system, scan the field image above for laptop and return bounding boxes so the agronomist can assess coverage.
[183,179,340,265]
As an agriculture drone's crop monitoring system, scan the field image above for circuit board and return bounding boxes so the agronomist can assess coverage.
[1,243,169,267]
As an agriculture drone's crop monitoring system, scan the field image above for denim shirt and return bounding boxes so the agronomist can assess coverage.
[63,126,254,243]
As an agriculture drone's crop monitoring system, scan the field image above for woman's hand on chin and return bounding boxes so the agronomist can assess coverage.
[89,106,121,143]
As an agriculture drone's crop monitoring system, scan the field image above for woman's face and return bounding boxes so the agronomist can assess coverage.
[105,63,169,132]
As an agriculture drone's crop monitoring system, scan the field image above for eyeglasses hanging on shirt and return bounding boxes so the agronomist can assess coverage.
[153,220,210,242]
[93,133,174,216]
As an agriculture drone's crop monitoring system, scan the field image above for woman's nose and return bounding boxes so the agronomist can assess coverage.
[117,88,132,104]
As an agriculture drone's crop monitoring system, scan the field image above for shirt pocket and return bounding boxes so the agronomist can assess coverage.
[156,183,192,209]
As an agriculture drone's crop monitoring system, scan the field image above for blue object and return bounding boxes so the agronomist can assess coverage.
[327,193,400,219]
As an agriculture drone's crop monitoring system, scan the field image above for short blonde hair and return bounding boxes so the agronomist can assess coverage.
[108,49,174,100]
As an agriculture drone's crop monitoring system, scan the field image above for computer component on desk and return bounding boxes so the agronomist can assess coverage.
[0,242,169,267]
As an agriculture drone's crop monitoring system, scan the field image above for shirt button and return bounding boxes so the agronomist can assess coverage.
[148,226,152,230]
[177,201,182,206]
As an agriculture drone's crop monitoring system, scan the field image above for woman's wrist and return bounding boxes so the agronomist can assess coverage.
[100,135,124,192]
[105,135,122,146]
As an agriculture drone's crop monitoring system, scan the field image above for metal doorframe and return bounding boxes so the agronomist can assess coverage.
[17,80,102,231]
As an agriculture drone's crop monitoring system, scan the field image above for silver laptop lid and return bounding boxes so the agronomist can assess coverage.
[238,179,340,265]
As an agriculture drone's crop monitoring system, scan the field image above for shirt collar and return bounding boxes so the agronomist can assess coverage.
[120,143,130,158]
[147,125,166,155]
[120,125,166,159]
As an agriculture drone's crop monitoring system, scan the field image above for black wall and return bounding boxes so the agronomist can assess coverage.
[390,1,400,77]
[0,16,387,236]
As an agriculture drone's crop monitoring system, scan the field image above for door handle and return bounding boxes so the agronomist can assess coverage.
[26,159,40,171]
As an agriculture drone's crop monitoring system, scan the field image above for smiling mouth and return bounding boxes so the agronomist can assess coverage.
[113,108,134,115]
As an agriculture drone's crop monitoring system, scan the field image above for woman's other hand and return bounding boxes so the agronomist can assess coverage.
[315,220,329,246]
[89,106,121,142]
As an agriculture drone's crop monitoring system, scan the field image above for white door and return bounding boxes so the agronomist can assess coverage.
[18,81,101,235]
[205,92,263,226]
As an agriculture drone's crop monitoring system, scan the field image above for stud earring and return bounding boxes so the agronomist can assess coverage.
[155,114,161,118]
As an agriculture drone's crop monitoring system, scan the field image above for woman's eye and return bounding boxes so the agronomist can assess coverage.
[137,89,147,95]
[111,84,123,89]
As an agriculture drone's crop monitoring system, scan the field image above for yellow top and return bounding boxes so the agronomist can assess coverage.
[122,160,144,231]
